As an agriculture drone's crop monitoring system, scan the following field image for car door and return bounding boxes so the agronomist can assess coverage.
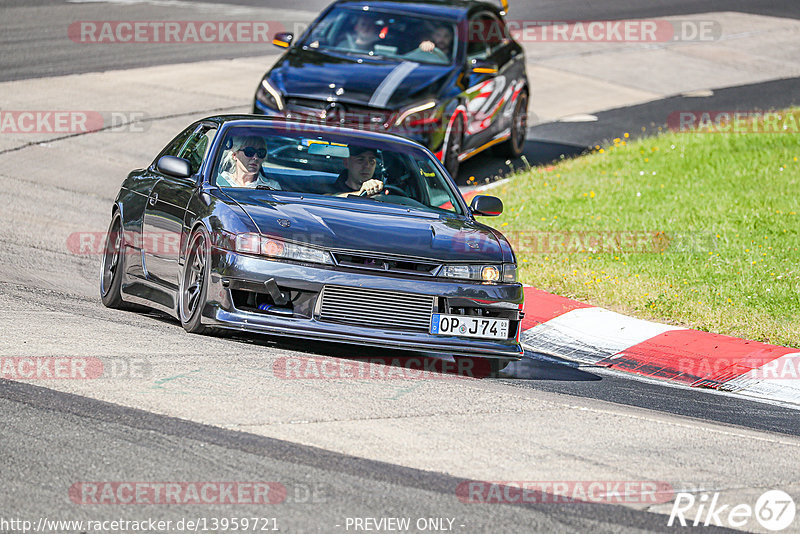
[463,11,513,151]
[142,124,217,289]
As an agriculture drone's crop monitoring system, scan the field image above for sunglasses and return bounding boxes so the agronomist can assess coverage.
[239,147,267,158]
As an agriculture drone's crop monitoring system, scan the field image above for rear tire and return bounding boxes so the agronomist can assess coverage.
[494,91,528,158]
[100,213,126,309]
[179,227,212,334]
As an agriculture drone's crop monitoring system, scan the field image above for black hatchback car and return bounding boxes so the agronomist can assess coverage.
[253,0,529,178]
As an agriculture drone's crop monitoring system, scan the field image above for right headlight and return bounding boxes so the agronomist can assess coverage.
[255,78,285,112]
[232,233,332,265]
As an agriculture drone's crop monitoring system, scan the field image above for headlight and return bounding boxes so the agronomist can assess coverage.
[441,264,505,282]
[255,78,285,111]
[233,233,332,265]
[394,100,440,130]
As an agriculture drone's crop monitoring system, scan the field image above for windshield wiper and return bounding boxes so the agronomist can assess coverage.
[256,184,277,191]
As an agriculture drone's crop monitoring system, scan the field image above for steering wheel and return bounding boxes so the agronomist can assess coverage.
[359,184,409,197]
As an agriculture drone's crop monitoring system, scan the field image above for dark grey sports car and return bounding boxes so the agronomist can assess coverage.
[101,116,523,371]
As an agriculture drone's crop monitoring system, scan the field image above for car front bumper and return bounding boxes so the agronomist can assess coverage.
[203,248,524,360]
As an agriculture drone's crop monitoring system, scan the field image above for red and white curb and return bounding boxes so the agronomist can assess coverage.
[519,287,800,406]
[461,181,799,405]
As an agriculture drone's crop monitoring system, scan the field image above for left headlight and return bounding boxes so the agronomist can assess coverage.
[232,233,333,265]
[255,78,285,112]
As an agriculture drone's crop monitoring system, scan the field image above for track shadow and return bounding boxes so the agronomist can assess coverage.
[224,330,602,381]
[503,351,602,382]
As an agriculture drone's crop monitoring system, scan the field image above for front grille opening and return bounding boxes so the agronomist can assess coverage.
[446,307,504,318]
[334,253,440,276]
[231,288,316,318]
[318,286,434,332]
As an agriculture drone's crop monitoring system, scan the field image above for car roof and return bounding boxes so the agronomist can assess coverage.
[202,115,430,150]
[332,0,504,20]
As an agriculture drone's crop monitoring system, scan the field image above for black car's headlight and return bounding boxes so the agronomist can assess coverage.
[440,264,516,283]
[255,78,285,112]
[394,100,440,129]
[233,233,333,265]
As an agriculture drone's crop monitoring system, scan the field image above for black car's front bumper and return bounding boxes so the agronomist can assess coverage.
[203,249,524,360]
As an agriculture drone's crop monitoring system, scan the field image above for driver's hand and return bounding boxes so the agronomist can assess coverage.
[359,179,384,196]
[419,40,435,52]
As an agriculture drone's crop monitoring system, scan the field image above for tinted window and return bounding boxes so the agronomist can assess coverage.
[179,127,217,175]
[467,12,506,59]
[302,7,457,65]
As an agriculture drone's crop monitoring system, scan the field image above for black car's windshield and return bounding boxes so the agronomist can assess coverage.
[214,126,463,215]
[300,7,456,66]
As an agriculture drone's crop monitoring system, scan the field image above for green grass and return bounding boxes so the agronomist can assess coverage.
[489,117,800,348]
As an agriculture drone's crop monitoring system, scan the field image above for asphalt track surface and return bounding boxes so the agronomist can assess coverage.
[2,1,800,533]
[4,0,799,83]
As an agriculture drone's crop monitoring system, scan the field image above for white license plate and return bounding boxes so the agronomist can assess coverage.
[430,314,509,340]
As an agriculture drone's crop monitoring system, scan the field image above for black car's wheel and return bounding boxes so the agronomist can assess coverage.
[100,213,126,308]
[179,227,212,334]
[444,116,464,179]
[495,91,528,158]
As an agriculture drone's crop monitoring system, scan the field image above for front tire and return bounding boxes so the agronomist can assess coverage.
[100,213,126,309]
[179,227,212,334]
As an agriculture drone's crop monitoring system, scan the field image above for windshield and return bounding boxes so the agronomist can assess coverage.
[300,7,456,66]
[214,126,464,215]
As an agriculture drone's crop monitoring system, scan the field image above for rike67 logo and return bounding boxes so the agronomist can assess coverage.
[669,490,796,531]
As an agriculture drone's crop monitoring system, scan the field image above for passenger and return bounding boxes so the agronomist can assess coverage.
[337,13,380,52]
[217,135,281,189]
[330,146,384,196]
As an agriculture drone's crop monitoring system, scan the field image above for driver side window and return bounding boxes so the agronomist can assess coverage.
[467,12,505,60]
[178,127,217,176]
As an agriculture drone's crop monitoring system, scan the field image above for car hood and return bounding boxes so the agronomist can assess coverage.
[224,192,505,263]
[270,48,455,109]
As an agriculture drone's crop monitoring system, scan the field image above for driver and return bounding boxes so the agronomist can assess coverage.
[331,146,385,197]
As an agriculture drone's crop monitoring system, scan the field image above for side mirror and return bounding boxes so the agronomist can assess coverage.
[156,156,192,179]
[471,58,498,75]
[470,195,503,216]
[273,32,294,49]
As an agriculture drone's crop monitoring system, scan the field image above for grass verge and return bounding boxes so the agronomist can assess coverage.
[491,114,799,347]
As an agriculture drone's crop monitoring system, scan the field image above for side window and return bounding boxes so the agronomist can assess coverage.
[161,127,195,158]
[467,12,506,60]
[467,15,491,60]
[178,127,217,175]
